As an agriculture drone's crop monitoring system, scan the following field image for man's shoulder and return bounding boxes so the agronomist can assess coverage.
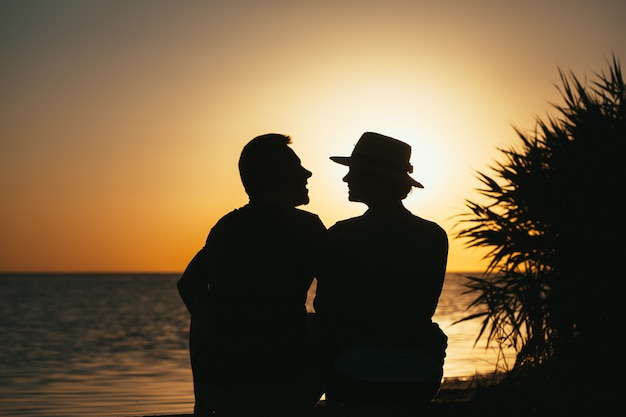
[212,206,246,227]
[205,206,256,240]
[288,208,327,232]
[292,207,323,221]
[215,205,325,230]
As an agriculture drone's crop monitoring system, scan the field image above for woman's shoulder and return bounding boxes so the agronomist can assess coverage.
[328,214,367,231]
[405,213,447,236]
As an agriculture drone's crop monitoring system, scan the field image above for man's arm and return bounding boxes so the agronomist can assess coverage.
[177,248,210,314]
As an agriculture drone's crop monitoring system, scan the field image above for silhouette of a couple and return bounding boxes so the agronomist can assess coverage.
[177,132,449,416]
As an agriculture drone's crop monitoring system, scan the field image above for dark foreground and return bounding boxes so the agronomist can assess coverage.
[139,402,616,417]
[138,400,616,417]
[135,377,618,417]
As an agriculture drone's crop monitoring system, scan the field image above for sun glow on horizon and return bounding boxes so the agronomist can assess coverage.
[1,1,624,272]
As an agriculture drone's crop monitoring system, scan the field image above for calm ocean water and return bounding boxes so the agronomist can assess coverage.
[0,273,514,417]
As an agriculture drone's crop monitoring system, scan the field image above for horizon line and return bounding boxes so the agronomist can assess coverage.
[0,270,484,275]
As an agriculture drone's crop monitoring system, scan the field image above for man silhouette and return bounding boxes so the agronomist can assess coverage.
[177,134,326,415]
[315,132,448,409]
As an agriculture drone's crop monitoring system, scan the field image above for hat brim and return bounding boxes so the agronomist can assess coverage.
[329,156,351,166]
[329,156,424,188]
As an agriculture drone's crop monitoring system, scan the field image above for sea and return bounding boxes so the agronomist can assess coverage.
[0,272,515,417]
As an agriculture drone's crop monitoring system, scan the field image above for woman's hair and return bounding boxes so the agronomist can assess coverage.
[238,133,292,198]
[377,176,413,201]
[357,168,414,201]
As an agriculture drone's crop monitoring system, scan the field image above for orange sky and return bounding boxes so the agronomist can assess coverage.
[1,0,625,273]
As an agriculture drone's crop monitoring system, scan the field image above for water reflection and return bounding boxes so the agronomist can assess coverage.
[0,273,515,416]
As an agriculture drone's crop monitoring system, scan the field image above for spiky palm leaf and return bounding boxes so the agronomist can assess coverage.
[455,55,625,374]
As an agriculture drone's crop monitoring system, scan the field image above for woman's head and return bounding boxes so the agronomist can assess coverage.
[331,132,421,206]
[342,166,413,205]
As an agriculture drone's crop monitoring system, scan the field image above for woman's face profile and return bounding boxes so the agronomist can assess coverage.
[343,167,407,206]
[343,167,382,204]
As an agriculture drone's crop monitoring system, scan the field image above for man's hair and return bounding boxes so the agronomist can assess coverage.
[238,133,292,198]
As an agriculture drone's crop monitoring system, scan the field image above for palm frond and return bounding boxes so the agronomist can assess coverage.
[453,56,624,375]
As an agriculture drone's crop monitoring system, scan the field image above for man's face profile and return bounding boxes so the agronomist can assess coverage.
[268,146,312,207]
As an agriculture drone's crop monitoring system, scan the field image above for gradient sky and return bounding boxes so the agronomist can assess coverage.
[2,0,625,272]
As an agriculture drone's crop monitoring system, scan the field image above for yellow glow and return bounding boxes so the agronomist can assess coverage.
[1,1,624,272]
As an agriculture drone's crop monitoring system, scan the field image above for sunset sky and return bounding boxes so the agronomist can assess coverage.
[2,0,625,273]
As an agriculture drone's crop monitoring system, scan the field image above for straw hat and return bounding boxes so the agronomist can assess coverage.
[330,132,423,188]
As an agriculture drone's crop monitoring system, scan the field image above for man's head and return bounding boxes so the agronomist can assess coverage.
[239,133,312,207]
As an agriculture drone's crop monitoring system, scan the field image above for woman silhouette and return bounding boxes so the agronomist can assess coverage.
[315,132,448,408]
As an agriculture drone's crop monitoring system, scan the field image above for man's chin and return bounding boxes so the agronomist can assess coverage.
[293,193,310,206]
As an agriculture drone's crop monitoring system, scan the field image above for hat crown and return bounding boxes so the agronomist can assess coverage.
[330,131,423,188]
[351,132,412,173]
